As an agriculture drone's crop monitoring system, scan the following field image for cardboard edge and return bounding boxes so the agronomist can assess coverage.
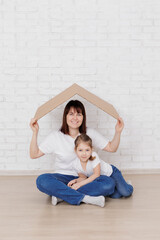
[75,84,119,120]
[34,84,77,120]
[34,83,119,121]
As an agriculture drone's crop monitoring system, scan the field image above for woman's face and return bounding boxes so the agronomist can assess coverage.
[66,107,83,130]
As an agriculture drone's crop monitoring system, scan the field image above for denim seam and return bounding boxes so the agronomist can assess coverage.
[77,194,85,205]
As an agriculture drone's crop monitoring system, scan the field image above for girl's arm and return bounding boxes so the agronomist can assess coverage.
[71,164,101,190]
[30,118,44,159]
[103,117,124,153]
[67,173,87,187]
[77,173,87,182]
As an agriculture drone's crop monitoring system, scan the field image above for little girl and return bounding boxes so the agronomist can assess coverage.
[68,134,133,200]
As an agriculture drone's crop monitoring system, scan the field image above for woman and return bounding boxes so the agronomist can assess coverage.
[30,100,132,207]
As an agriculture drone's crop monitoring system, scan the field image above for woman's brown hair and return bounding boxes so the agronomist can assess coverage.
[74,134,96,161]
[60,100,86,135]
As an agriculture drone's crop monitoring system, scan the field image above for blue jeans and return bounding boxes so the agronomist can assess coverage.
[109,165,134,198]
[36,173,115,205]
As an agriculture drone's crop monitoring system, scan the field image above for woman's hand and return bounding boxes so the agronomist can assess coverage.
[67,179,77,187]
[115,117,124,134]
[70,182,82,190]
[30,118,39,133]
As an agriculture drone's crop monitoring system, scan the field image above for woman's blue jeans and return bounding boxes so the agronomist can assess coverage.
[36,173,115,205]
[109,165,134,199]
[36,165,133,205]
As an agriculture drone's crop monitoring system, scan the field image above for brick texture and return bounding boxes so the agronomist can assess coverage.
[0,0,160,171]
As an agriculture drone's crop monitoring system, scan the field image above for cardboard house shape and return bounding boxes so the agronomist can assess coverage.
[34,83,119,121]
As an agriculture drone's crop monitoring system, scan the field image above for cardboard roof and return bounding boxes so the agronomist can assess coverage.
[34,83,119,121]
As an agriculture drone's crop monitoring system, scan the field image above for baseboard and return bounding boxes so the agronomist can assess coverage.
[122,169,160,174]
[0,170,55,176]
[0,169,160,176]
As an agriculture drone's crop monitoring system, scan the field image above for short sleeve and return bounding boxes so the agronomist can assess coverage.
[92,152,101,168]
[39,131,57,154]
[87,128,109,150]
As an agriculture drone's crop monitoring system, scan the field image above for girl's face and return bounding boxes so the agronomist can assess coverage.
[66,107,83,130]
[75,142,92,162]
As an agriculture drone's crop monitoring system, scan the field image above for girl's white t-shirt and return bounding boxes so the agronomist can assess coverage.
[72,152,113,177]
[39,127,110,176]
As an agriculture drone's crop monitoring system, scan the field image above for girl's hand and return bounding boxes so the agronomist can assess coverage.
[115,117,124,133]
[67,179,77,187]
[30,118,39,133]
[71,182,82,190]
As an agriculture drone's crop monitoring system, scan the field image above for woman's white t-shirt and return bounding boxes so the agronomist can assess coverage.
[39,128,110,176]
[72,152,113,177]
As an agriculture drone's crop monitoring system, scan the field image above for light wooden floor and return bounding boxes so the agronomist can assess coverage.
[0,174,160,240]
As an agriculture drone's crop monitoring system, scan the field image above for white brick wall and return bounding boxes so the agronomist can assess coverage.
[0,0,160,172]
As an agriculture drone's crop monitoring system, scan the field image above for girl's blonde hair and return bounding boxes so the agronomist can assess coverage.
[74,134,96,161]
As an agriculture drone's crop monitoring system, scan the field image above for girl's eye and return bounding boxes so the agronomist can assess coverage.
[78,113,82,116]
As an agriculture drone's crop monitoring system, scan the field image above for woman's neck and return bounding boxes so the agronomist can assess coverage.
[68,128,79,139]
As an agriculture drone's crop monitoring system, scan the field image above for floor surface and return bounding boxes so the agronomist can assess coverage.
[0,174,160,240]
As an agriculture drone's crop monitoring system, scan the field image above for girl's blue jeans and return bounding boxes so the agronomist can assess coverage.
[110,165,134,199]
[36,165,133,205]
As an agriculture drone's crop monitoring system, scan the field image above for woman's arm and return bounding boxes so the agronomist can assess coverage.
[71,164,101,190]
[30,118,44,159]
[103,117,124,153]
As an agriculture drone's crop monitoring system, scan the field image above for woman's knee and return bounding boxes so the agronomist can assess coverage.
[111,165,121,176]
[36,173,55,190]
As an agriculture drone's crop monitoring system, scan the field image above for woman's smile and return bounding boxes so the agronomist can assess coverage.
[66,107,83,129]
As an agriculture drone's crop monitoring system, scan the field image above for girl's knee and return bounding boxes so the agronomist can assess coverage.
[98,176,115,196]
[123,185,134,197]
[103,179,115,195]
